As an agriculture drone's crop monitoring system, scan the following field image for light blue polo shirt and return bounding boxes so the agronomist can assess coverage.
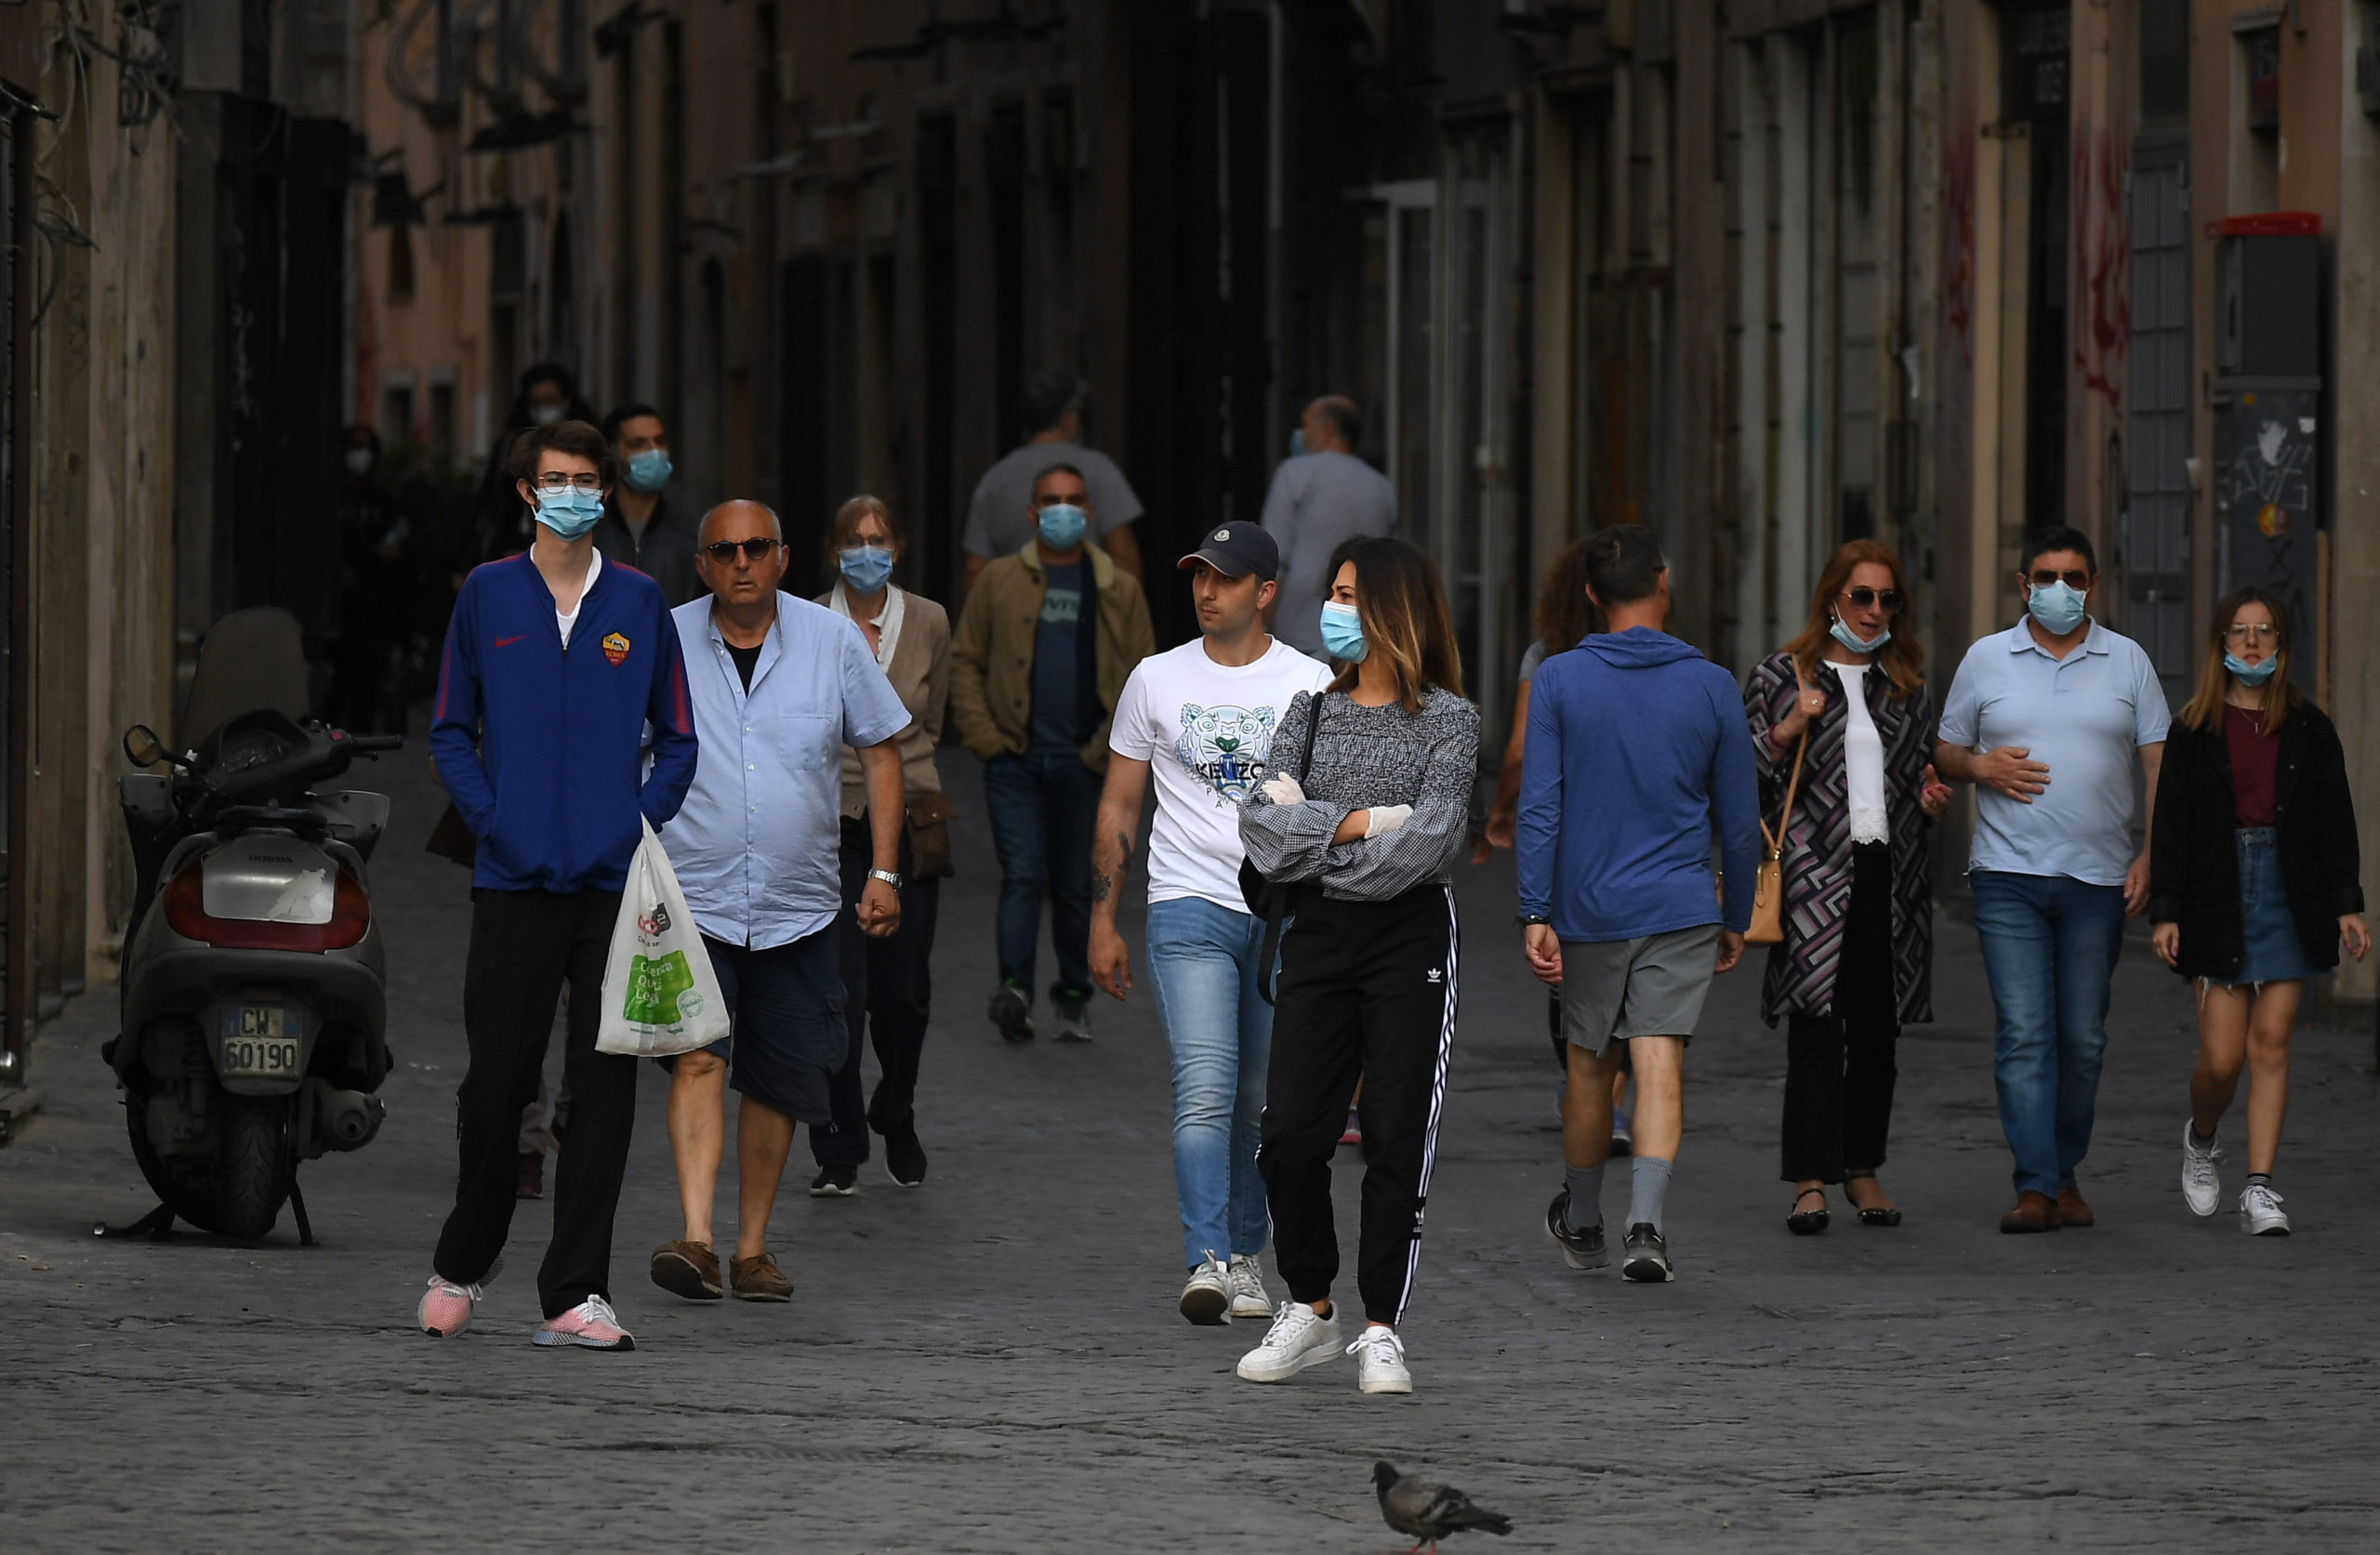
[1937,618,2170,886]
[661,594,911,949]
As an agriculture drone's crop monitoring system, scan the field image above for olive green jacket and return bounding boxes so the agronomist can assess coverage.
[949,540,1154,772]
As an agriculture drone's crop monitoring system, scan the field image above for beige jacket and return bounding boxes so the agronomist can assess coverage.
[818,584,951,820]
[949,539,1154,773]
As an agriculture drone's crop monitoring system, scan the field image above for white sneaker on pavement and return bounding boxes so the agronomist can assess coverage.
[1227,1253,1273,1321]
[2240,1182,2291,1236]
[2180,1123,2222,1218]
[1236,1300,1341,1383]
[1348,1324,1412,1395]
[1180,1252,1232,1325]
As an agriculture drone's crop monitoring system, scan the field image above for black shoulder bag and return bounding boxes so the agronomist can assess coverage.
[1237,692,1327,1006]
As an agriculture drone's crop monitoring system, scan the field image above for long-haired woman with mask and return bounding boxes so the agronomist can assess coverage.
[1235,536,1478,1398]
[1742,540,1951,1234]
[2150,586,2368,1235]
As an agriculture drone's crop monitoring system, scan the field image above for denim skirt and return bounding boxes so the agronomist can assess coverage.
[2223,827,2316,986]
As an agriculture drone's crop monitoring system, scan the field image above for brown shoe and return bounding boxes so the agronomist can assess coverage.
[515,1152,545,1201]
[2056,1184,2095,1228]
[1999,1191,2059,1233]
[731,1252,794,1303]
[650,1239,722,1300]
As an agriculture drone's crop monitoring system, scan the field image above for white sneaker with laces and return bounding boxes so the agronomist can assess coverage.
[2180,1123,2222,1218]
[1227,1254,1273,1321]
[1348,1324,1412,1395]
[1179,1253,1232,1325]
[1235,1300,1341,1383]
[2240,1182,2291,1236]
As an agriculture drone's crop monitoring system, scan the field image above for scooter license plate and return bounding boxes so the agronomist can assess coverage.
[219,1008,298,1078]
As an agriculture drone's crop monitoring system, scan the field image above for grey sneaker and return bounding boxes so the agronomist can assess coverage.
[1180,1252,1232,1325]
[1227,1253,1274,1320]
[2180,1123,2222,1219]
[1621,1221,1673,1283]
[1545,1190,1608,1270]
[988,981,1035,1044]
[1051,988,1093,1043]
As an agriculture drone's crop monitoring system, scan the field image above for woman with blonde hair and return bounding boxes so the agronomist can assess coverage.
[806,495,957,1193]
[1235,536,1479,1398]
[2150,586,2367,1234]
[1743,540,1950,1234]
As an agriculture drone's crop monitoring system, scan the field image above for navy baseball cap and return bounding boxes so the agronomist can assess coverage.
[1177,522,1278,581]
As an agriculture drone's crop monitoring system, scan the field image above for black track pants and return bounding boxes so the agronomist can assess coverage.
[1258,884,1458,1326]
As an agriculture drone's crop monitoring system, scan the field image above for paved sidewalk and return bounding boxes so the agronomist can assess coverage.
[5,748,2377,1552]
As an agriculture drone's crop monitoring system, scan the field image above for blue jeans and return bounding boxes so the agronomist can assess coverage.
[1145,895,1274,1269]
[1970,871,2127,1198]
[982,751,1102,997]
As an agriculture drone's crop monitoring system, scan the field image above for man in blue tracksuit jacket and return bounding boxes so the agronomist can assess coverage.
[1516,524,1759,1285]
[417,418,697,1351]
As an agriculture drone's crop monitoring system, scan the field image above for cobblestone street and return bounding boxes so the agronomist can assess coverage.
[6,748,2377,1552]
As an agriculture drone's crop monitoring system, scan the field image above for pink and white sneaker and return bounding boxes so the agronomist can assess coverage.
[418,1273,486,1338]
[534,1295,636,1351]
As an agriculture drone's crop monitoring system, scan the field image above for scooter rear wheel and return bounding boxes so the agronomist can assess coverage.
[214,1094,295,1242]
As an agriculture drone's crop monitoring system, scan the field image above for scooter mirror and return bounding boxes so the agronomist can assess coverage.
[122,724,168,768]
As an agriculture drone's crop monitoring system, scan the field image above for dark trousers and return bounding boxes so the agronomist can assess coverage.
[982,750,1100,998]
[435,888,638,1319]
[815,816,942,1167]
[1259,885,1458,1326]
[1779,842,1900,1183]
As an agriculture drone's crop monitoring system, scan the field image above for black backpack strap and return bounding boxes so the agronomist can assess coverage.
[1254,692,1328,1007]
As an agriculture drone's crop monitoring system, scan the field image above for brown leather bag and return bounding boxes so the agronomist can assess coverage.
[904,791,960,880]
[1746,696,1808,947]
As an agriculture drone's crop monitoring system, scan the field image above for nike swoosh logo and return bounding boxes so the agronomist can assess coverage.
[495,635,527,647]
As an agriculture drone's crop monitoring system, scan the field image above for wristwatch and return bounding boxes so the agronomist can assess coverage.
[867,867,906,891]
[1517,913,1551,928]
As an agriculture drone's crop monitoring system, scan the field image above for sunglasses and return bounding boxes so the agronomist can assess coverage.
[703,537,782,562]
[1842,586,1904,613]
[2028,569,2092,590]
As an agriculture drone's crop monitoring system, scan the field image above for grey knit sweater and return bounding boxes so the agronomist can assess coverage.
[1239,687,1480,901]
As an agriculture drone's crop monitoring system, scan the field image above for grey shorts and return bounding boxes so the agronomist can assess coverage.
[1560,925,1722,1054]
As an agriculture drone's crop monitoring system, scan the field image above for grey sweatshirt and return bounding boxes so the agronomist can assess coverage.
[1239,687,1480,901]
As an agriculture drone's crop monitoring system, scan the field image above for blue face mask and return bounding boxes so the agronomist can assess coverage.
[839,544,895,594]
[2224,652,2280,686]
[1318,600,1368,662]
[625,449,673,494]
[1289,428,1306,457]
[1829,614,1890,655]
[2026,579,2089,635]
[1037,503,1089,551]
[532,485,605,540]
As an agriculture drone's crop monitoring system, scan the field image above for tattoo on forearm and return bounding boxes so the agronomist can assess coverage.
[1092,871,1113,903]
[1091,830,1131,904]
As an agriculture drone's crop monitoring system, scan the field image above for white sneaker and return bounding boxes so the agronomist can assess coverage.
[1227,1253,1273,1321]
[2240,1182,2291,1236]
[1180,1252,1232,1326]
[2180,1123,2222,1218]
[1348,1324,1412,1395]
[1236,1300,1341,1382]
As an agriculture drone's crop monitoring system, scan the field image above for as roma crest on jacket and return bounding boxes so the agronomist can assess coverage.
[602,631,631,666]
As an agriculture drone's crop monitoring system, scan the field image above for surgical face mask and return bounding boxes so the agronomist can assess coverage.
[1037,502,1089,551]
[1318,600,1368,662]
[531,485,605,540]
[527,401,565,427]
[839,544,895,595]
[624,449,673,494]
[344,447,375,476]
[1829,614,1890,655]
[2224,652,2280,687]
[1289,428,1306,457]
[2026,579,2089,635]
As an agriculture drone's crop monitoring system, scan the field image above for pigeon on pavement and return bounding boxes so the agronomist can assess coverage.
[1372,1461,1514,1552]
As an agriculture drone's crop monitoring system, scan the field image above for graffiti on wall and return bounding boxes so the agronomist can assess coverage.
[2071,127,2129,412]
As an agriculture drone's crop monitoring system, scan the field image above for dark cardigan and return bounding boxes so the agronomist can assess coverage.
[2146,699,2363,980]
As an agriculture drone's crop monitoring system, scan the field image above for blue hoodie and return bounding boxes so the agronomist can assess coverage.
[431,551,699,893]
[1516,626,1760,942]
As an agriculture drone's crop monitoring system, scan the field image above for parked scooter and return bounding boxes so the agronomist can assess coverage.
[99,611,402,1245]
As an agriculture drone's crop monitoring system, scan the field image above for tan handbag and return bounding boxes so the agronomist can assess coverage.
[1746,696,1808,947]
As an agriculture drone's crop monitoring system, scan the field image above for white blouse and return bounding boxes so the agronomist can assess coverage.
[1830,661,1888,845]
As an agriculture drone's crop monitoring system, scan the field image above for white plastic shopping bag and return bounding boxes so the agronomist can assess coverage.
[596,818,732,1057]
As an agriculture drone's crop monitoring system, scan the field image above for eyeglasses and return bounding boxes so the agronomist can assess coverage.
[2028,568,2092,590]
[2225,622,2279,642]
[532,472,604,494]
[703,537,781,562]
[1841,586,1904,614]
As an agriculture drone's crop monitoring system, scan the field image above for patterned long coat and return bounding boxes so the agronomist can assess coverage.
[1742,651,1937,1028]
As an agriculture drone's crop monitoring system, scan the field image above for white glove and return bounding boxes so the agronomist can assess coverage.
[1364,803,1412,838]
[1260,773,1307,807]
